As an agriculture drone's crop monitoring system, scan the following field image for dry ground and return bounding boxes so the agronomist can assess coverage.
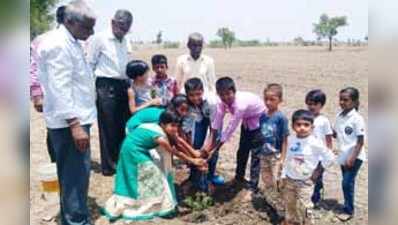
[30,46,368,225]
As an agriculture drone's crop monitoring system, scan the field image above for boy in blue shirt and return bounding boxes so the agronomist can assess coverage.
[182,78,224,193]
[244,83,289,202]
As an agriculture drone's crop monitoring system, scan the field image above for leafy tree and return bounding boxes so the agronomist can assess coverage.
[30,0,59,39]
[216,27,235,49]
[313,14,347,51]
[156,31,163,44]
[0,1,22,33]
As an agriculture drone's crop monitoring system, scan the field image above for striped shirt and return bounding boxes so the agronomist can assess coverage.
[86,30,132,79]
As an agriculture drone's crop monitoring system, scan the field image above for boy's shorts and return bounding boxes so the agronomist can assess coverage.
[260,153,281,189]
[283,176,315,225]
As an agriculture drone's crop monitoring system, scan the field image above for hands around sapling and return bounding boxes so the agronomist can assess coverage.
[150,97,162,106]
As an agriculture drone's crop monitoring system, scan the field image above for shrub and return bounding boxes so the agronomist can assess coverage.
[163,41,180,49]
[207,40,224,48]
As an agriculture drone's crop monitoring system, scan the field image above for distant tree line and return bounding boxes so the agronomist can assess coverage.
[133,13,367,50]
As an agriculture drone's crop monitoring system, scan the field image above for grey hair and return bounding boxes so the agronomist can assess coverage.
[64,0,96,23]
[113,10,133,23]
[188,32,204,42]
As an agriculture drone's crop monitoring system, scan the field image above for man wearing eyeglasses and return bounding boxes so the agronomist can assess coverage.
[86,10,133,176]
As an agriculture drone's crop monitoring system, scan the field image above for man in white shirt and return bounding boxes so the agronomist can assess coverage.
[175,33,216,101]
[31,5,65,163]
[86,10,133,176]
[37,1,96,224]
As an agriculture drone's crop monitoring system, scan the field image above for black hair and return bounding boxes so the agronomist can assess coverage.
[340,87,360,110]
[126,60,149,80]
[151,54,168,67]
[264,83,283,99]
[56,5,66,25]
[292,109,315,124]
[216,76,236,93]
[167,94,188,113]
[184,78,204,93]
[305,89,327,106]
[114,9,133,24]
[159,110,181,125]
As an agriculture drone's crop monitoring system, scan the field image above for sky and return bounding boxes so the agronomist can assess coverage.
[59,0,368,43]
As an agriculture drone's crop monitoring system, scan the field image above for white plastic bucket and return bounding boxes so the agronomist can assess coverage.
[38,163,59,193]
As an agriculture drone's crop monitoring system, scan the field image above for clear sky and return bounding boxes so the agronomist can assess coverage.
[59,0,368,42]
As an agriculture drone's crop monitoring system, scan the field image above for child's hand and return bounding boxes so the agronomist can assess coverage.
[276,159,284,176]
[311,167,322,182]
[199,149,210,159]
[345,154,356,169]
[150,98,162,106]
[191,149,202,158]
[191,158,206,167]
[197,164,209,172]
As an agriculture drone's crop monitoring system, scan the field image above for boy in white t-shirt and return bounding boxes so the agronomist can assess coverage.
[305,89,333,207]
[281,110,335,225]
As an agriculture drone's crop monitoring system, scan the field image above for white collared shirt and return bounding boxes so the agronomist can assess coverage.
[175,54,216,95]
[282,135,335,180]
[37,25,97,129]
[86,30,131,79]
[335,109,367,164]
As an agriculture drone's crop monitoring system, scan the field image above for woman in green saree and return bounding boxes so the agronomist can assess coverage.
[102,111,206,221]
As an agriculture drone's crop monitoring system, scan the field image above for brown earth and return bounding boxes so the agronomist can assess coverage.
[30,46,368,225]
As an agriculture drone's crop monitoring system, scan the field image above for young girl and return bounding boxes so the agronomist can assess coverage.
[126,60,162,114]
[125,95,201,159]
[335,87,366,221]
[150,54,179,105]
[125,94,189,133]
[102,111,206,221]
